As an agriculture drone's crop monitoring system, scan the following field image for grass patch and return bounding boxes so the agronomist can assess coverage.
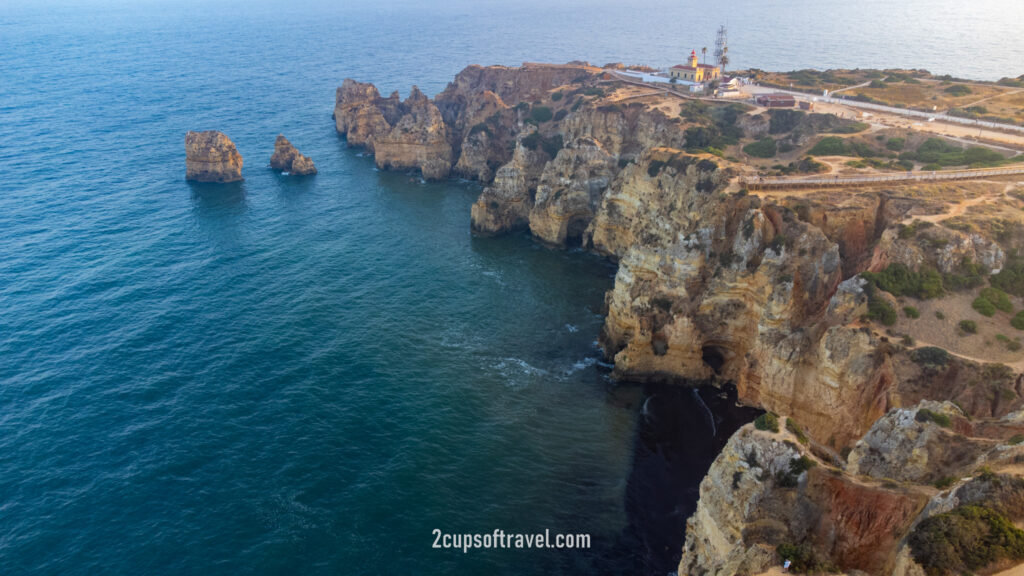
[786,418,809,444]
[916,408,952,428]
[904,306,920,319]
[743,137,777,158]
[862,263,944,299]
[807,136,848,156]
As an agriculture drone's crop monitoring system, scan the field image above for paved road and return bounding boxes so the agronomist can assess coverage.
[741,84,1024,135]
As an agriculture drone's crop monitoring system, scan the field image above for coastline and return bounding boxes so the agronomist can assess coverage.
[333,61,1024,575]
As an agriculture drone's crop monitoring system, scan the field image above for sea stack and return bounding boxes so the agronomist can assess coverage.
[185,131,243,182]
[269,135,317,175]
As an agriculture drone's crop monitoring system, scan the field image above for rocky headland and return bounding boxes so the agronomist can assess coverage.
[270,134,316,175]
[334,63,1024,575]
[185,130,243,183]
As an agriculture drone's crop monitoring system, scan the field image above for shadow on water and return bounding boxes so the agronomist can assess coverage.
[624,382,763,576]
[188,180,247,218]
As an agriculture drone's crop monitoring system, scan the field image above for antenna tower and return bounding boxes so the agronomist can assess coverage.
[714,25,728,67]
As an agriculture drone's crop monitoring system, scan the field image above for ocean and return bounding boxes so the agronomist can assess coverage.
[1,1,1020,574]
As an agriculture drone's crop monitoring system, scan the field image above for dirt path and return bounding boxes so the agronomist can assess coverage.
[899,186,1008,226]
[962,88,1024,110]
[993,563,1024,576]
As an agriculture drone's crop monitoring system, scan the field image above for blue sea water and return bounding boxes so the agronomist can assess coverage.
[1,1,1021,574]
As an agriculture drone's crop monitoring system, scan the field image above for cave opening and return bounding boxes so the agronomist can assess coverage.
[701,345,727,375]
[565,216,590,246]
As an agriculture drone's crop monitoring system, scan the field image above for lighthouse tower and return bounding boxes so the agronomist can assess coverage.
[689,50,699,68]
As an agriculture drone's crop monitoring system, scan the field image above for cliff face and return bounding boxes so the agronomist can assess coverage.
[528,137,617,245]
[372,87,453,180]
[680,425,928,576]
[470,137,548,235]
[185,130,243,183]
[335,63,602,182]
[586,150,896,447]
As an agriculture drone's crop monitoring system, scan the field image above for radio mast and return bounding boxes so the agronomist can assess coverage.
[714,25,728,70]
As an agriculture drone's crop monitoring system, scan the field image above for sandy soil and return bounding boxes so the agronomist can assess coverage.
[892,290,1024,370]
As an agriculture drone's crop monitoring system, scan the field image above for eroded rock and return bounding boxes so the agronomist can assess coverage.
[269,134,316,175]
[185,130,243,183]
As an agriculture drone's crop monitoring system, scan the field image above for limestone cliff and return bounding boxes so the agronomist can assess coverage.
[269,134,316,175]
[680,424,928,576]
[528,137,617,246]
[470,136,549,235]
[335,63,602,182]
[371,86,453,180]
[185,130,243,183]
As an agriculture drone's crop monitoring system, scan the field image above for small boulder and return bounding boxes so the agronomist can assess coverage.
[270,135,317,175]
[185,131,243,182]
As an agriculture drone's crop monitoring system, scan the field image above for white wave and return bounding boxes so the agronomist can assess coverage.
[564,323,579,333]
[563,356,597,375]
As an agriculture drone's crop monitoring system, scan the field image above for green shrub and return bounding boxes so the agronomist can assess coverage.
[1012,311,1024,331]
[904,306,920,319]
[786,418,809,444]
[540,134,563,158]
[944,257,988,291]
[530,106,553,123]
[754,412,780,433]
[959,320,978,334]
[743,138,777,158]
[553,109,568,122]
[790,455,816,475]
[963,147,1004,165]
[520,132,563,158]
[777,542,838,573]
[934,476,958,489]
[981,287,1014,314]
[916,408,952,427]
[944,84,973,97]
[911,346,950,368]
[935,310,946,320]
[551,91,563,102]
[768,109,806,134]
[808,136,849,156]
[887,137,906,151]
[973,296,997,317]
[862,263,944,299]
[909,505,1024,575]
[991,258,1024,297]
[867,296,898,326]
[1009,434,1024,445]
